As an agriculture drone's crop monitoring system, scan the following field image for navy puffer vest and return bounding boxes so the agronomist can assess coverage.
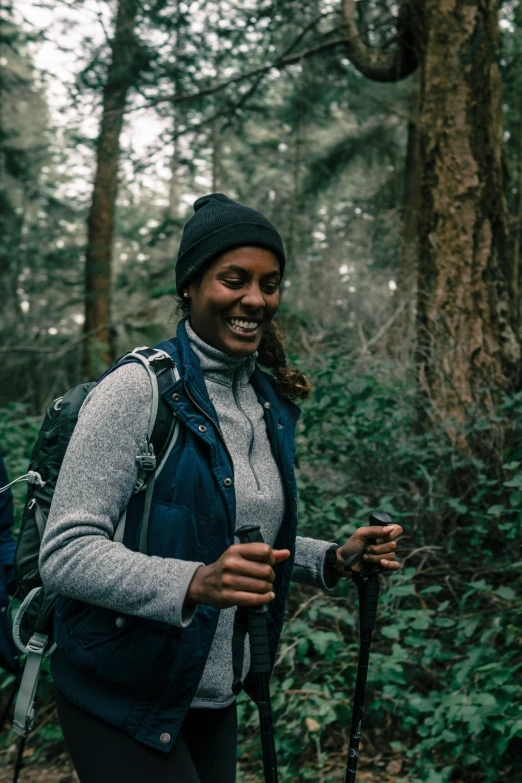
[51,320,301,752]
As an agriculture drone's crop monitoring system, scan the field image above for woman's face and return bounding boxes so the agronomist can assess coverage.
[186,246,281,357]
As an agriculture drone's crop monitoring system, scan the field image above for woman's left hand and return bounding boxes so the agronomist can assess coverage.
[336,523,403,575]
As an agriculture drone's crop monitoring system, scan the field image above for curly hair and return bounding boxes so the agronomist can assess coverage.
[175,293,312,400]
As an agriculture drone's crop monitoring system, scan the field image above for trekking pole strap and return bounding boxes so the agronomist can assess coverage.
[13,631,49,737]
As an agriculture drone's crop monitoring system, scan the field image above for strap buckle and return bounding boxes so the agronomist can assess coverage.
[147,349,172,364]
[136,443,156,473]
[136,455,156,471]
[136,456,156,472]
[26,632,49,655]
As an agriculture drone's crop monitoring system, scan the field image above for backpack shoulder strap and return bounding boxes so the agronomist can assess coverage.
[110,347,180,553]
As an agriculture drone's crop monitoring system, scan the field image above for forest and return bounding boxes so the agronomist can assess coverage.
[0,0,521,781]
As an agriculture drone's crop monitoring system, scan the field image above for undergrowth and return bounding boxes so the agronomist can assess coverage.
[1,354,521,782]
[236,352,522,782]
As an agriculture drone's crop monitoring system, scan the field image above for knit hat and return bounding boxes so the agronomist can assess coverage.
[175,193,286,291]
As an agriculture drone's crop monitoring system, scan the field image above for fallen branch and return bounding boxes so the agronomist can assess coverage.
[346,297,411,360]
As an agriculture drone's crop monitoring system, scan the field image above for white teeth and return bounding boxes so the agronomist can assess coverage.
[229,318,259,331]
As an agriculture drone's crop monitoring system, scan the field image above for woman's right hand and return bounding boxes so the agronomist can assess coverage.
[186,543,291,609]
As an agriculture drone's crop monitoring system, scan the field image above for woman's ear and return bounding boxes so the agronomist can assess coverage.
[185,281,197,299]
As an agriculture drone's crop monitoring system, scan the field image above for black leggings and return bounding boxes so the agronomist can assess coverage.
[55,688,237,783]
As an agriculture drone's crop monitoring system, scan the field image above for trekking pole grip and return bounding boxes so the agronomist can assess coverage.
[236,524,264,546]
[236,525,271,668]
[358,510,391,630]
[367,510,392,576]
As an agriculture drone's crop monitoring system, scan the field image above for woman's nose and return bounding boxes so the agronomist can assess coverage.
[241,285,265,308]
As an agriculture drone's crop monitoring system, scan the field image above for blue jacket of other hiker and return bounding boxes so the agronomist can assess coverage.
[51,320,301,752]
[0,453,18,674]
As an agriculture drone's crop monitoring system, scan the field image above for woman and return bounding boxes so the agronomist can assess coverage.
[40,193,402,783]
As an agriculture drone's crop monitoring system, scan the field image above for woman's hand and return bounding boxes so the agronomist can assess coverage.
[336,524,403,575]
[186,543,291,609]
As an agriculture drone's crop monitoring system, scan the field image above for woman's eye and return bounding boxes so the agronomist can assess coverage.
[221,279,279,293]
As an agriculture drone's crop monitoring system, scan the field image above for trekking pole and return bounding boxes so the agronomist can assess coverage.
[12,732,27,783]
[345,510,391,783]
[236,525,278,783]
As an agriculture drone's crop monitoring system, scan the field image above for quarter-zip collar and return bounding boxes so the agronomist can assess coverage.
[167,318,301,431]
[184,320,257,389]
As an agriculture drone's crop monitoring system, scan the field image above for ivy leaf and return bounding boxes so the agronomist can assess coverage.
[448,498,468,514]
[503,475,522,488]
[435,617,456,628]
[495,586,516,601]
[388,584,416,597]
[419,585,443,595]
[411,613,433,630]
[509,719,522,738]
[475,693,498,708]
[381,625,401,639]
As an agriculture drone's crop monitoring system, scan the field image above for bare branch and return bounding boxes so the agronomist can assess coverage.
[278,11,338,60]
[342,0,418,82]
[144,36,349,111]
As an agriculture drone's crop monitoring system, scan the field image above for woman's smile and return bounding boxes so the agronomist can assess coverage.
[225,316,262,337]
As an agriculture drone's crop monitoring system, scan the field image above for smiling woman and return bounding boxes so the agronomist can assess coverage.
[39,191,402,783]
[176,194,312,400]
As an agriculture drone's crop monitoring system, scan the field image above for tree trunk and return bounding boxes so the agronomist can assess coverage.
[211,118,221,192]
[83,0,139,379]
[166,1,183,262]
[389,69,421,357]
[166,121,181,261]
[413,0,519,449]
[209,63,222,192]
[512,98,522,327]
[342,0,520,451]
[286,101,303,283]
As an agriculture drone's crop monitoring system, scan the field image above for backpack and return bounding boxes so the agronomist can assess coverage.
[0,346,180,742]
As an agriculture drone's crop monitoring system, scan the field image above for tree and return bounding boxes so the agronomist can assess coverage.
[342,0,520,451]
[83,0,141,378]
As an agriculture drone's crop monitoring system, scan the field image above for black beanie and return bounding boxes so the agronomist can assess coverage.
[175,193,286,291]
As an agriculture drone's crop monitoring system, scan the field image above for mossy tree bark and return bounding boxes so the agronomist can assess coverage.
[82,0,139,379]
[342,0,520,451]
[413,0,519,448]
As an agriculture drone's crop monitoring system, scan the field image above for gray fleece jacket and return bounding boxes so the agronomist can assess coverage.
[39,322,337,708]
